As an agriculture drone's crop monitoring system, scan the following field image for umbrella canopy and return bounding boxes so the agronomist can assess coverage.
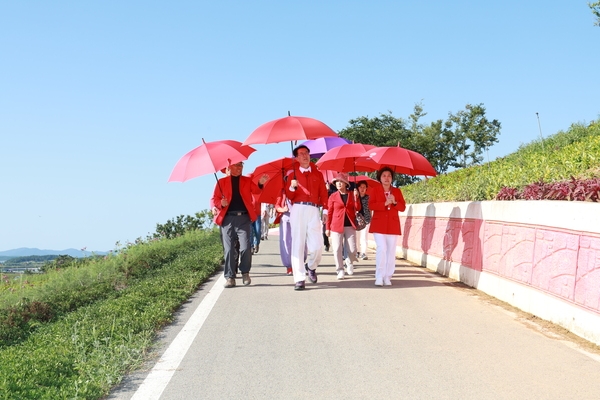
[315,143,380,173]
[168,139,256,182]
[349,174,381,188]
[251,157,295,204]
[242,115,338,146]
[362,145,437,177]
[299,136,352,158]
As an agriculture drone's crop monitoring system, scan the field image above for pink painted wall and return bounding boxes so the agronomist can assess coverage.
[400,213,600,315]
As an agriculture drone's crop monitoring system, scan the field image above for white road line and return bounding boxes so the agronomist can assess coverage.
[131,276,225,400]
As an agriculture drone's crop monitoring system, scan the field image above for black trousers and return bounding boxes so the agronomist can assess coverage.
[221,214,252,278]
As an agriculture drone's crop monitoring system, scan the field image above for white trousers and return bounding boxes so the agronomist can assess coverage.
[373,233,397,282]
[355,223,370,255]
[290,204,323,282]
[330,227,358,272]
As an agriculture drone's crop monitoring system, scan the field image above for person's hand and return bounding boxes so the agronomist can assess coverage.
[290,179,298,189]
[221,197,228,207]
[211,206,219,216]
[258,174,269,185]
[325,229,331,237]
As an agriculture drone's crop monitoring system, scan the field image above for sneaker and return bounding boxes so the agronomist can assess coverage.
[383,277,392,286]
[254,245,259,253]
[242,273,251,286]
[294,281,305,290]
[286,267,292,275]
[375,279,383,287]
[361,253,368,260]
[224,277,236,288]
[345,259,354,275]
[336,270,345,280]
[307,268,318,283]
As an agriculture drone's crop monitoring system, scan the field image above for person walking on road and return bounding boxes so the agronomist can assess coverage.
[368,166,406,286]
[274,188,293,275]
[212,161,268,288]
[261,203,273,240]
[325,172,361,280]
[354,180,372,260]
[250,192,262,254]
[285,145,329,290]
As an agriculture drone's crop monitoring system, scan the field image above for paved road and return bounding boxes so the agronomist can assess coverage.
[109,233,600,399]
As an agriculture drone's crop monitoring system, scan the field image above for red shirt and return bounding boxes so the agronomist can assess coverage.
[326,190,361,233]
[285,163,328,207]
[211,175,262,226]
[368,185,406,235]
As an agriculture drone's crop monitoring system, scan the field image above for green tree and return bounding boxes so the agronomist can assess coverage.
[339,111,412,148]
[445,103,501,168]
[590,1,600,26]
[152,210,214,240]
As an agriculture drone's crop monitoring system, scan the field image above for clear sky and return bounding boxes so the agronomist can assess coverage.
[1,1,598,252]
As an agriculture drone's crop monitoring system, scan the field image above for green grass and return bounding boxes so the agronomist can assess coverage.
[402,120,600,203]
[0,229,223,399]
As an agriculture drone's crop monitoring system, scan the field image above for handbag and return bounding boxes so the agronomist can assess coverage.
[355,212,367,231]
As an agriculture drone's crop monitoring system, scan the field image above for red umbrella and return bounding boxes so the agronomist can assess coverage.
[250,157,295,204]
[251,157,295,183]
[168,139,256,182]
[362,145,437,177]
[315,143,380,173]
[242,115,338,146]
[348,174,381,188]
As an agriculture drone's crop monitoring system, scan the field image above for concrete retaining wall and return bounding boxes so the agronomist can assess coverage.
[395,200,600,345]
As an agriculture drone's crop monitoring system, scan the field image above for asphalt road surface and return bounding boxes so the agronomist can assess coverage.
[109,233,600,400]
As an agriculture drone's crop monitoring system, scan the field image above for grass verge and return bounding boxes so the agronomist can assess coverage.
[0,229,222,399]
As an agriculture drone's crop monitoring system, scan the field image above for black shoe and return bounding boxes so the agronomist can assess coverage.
[254,245,259,253]
[307,268,317,283]
[294,281,305,290]
[324,246,329,252]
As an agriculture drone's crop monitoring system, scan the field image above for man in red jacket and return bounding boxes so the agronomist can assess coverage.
[212,162,268,288]
[285,145,329,290]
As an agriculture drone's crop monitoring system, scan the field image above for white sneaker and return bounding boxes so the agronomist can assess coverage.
[337,270,345,280]
[375,279,383,286]
[384,278,392,286]
[345,259,354,275]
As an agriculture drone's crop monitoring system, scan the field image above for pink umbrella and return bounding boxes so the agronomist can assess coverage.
[168,139,256,182]
[362,145,437,177]
[242,114,338,146]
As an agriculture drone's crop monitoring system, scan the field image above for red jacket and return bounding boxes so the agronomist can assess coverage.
[326,190,361,233]
[368,185,406,235]
[284,162,328,206]
[211,175,262,226]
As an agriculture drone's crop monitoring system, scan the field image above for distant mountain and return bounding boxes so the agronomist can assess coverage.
[0,248,108,258]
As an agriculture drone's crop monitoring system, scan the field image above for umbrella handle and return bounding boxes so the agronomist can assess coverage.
[213,173,224,198]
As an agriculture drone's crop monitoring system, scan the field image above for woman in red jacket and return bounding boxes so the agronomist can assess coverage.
[368,167,406,286]
[325,172,361,280]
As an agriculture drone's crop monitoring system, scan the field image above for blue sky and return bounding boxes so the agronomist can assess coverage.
[1,1,598,252]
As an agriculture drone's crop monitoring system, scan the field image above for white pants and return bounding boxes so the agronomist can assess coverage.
[330,227,358,272]
[355,223,370,255]
[290,204,323,282]
[373,233,397,282]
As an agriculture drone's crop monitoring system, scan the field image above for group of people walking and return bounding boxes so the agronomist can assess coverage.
[210,144,406,290]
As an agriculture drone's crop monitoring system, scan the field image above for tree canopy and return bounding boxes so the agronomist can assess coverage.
[590,1,600,26]
[338,103,501,186]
